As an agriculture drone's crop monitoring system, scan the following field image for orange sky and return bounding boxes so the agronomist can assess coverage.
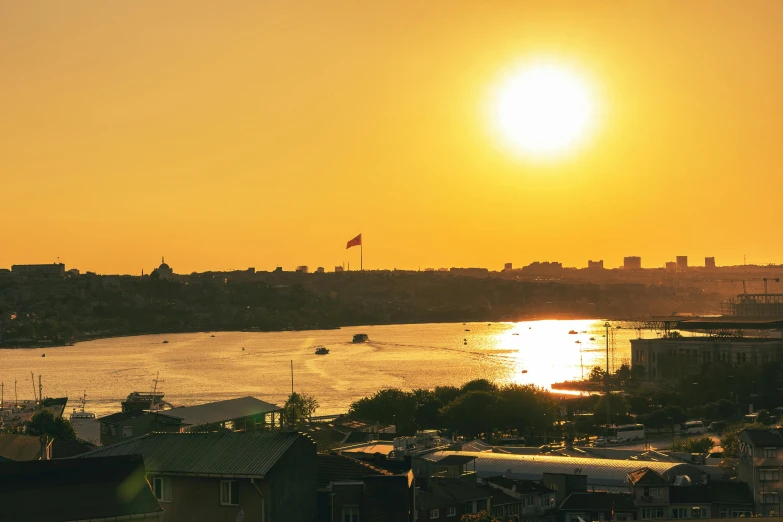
[2,1,783,274]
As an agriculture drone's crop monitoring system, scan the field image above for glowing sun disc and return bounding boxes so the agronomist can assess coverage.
[493,62,596,158]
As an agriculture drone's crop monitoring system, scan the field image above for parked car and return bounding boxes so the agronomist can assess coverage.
[593,437,607,446]
[684,421,705,434]
[707,421,727,433]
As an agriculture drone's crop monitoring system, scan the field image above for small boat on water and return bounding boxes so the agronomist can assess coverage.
[352,333,369,343]
[41,353,46,357]
[589,337,596,341]
[70,391,96,420]
[162,340,169,344]
[242,347,245,351]
[464,329,470,332]
[314,346,330,355]
[512,332,519,336]
[210,334,215,338]
[521,369,528,374]
[575,340,582,344]
[568,330,578,335]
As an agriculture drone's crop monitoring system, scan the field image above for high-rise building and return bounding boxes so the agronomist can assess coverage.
[623,256,642,270]
[504,262,513,271]
[705,257,716,269]
[587,260,604,269]
[11,263,65,277]
[676,256,688,270]
[665,261,677,272]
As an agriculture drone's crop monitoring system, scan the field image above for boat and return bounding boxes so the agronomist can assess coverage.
[589,337,596,341]
[568,330,578,335]
[314,346,330,355]
[512,332,519,336]
[69,391,96,420]
[575,340,582,344]
[210,334,215,338]
[352,334,369,343]
[464,329,470,332]
[488,323,492,326]
[463,338,467,341]
[41,353,46,357]
[162,340,169,344]
[521,369,528,374]
[121,372,170,412]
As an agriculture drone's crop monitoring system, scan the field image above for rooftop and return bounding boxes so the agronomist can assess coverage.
[678,317,783,330]
[0,434,45,461]
[422,451,700,492]
[485,475,554,494]
[740,428,783,446]
[628,467,671,486]
[78,431,306,477]
[561,492,636,512]
[416,479,494,510]
[316,453,392,488]
[168,396,281,427]
[0,455,162,522]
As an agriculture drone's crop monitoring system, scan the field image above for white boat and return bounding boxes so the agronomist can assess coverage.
[69,391,96,420]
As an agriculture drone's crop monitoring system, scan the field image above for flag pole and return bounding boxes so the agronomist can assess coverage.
[360,242,363,271]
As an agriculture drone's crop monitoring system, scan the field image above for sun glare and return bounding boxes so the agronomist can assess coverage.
[493,62,596,159]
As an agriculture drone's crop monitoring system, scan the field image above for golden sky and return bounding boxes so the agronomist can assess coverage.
[3,1,783,274]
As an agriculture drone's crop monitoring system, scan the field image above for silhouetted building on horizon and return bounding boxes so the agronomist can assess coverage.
[587,260,604,269]
[624,256,642,270]
[11,263,65,277]
[503,262,513,271]
[296,266,309,273]
[666,261,677,272]
[677,256,688,270]
[705,257,716,268]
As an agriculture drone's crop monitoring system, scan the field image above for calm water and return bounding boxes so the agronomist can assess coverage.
[0,320,641,417]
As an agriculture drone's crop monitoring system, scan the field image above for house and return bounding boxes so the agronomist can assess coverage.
[0,455,164,521]
[485,476,557,522]
[98,396,283,446]
[316,453,415,522]
[99,409,185,446]
[416,479,495,521]
[0,433,52,461]
[628,466,754,519]
[737,428,783,515]
[79,431,317,522]
[559,491,637,522]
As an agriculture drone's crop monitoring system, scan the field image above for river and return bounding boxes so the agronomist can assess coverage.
[0,319,643,417]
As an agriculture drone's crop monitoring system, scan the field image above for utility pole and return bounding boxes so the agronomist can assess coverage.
[39,375,42,403]
[1,382,4,410]
[31,372,37,404]
[15,379,18,407]
[604,321,611,428]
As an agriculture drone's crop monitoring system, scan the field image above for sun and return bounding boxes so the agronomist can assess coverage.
[493,62,596,158]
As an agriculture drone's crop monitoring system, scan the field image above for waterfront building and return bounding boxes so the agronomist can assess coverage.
[11,262,65,277]
[624,257,642,270]
[79,431,317,522]
[630,318,783,382]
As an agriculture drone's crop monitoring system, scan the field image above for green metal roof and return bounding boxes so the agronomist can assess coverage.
[78,431,304,478]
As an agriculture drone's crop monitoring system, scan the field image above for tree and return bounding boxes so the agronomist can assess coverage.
[441,391,499,439]
[460,379,498,394]
[662,405,687,425]
[593,394,628,425]
[671,436,715,454]
[615,364,632,383]
[756,409,772,425]
[412,389,443,429]
[563,422,577,447]
[349,388,417,432]
[589,366,606,383]
[626,395,651,415]
[434,386,461,406]
[644,409,669,432]
[25,410,76,441]
[280,392,319,428]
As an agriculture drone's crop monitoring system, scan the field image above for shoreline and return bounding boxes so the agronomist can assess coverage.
[0,313,605,349]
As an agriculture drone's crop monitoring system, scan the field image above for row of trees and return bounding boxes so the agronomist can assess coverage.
[348,379,559,439]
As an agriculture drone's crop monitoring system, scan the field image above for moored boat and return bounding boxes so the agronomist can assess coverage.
[314,346,330,355]
[568,330,578,334]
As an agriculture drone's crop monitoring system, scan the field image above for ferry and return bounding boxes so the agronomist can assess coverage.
[352,333,369,343]
[314,346,330,355]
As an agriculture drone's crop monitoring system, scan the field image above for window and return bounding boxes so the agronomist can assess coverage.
[465,502,474,514]
[447,507,457,517]
[760,469,780,481]
[765,448,777,458]
[762,492,780,505]
[342,507,359,522]
[643,487,662,498]
[476,499,487,512]
[220,480,239,506]
[429,509,440,519]
[539,495,549,507]
[510,504,520,515]
[549,484,558,491]
[122,425,132,437]
[152,477,172,502]
[719,507,729,518]
[642,508,664,519]
[671,508,687,519]
[110,425,116,436]
[692,507,706,518]
[732,510,751,518]
[617,516,629,521]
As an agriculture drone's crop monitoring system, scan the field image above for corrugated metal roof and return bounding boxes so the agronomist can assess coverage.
[168,396,281,428]
[0,434,43,461]
[77,431,303,477]
[423,451,697,492]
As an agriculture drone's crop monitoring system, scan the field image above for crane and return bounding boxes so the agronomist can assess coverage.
[694,277,780,294]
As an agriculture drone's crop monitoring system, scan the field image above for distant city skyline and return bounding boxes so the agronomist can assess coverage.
[3,3,783,275]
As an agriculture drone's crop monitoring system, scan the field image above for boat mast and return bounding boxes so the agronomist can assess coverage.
[151,371,163,410]
[81,390,87,413]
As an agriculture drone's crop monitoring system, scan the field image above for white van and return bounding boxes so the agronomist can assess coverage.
[684,421,705,434]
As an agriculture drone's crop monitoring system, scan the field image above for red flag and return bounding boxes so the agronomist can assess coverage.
[346,234,362,249]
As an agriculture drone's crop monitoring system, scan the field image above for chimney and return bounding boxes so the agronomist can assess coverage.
[40,435,50,460]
